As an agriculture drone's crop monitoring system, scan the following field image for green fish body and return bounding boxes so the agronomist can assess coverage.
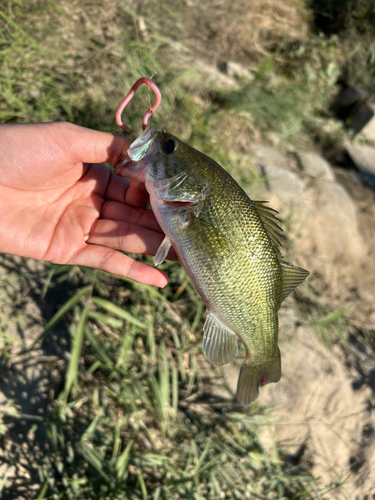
[115,126,309,404]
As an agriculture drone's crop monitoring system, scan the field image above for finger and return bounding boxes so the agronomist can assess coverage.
[71,243,168,287]
[100,201,161,232]
[101,169,131,202]
[125,181,149,208]
[88,219,178,261]
[87,160,149,209]
[88,219,165,255]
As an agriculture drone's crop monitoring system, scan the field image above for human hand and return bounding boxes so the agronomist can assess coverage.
[0,122,170,287]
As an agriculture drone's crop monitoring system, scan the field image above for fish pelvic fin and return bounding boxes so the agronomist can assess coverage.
[153,236,172,266]
[237,349,281,405]
[202,312,238,366]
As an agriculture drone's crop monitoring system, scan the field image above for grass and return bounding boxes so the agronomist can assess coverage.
[0,0,370,498]
[210,34,341,145]
[27,266,319,499]
[309,0,375,93]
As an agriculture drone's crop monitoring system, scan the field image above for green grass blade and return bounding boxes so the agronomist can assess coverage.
[76,442,110,482]
[28,285,92,351]
[110,416,127,466]
[0,464,11,494]
[85,326,115,367]
[88,310,123,329]
[147,313,157,364]
[171,361,178,418]
[63,308,89,399]
[115,328,135,372]
[116,439,134,480]
[137,468,148,500]
[81,410,104,441]
[40,264,71,299]
[35,480,49,500]
[91,297,147,329]
[115,275,168,302]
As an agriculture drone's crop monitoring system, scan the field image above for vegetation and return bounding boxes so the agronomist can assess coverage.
[0,0,373,498]
[26,265,321,499]
[309,0,375,92]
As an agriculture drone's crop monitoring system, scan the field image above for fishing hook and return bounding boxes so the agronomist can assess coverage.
[115,77,162,132]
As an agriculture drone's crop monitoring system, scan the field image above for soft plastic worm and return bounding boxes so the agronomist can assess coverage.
[115,77,162,132]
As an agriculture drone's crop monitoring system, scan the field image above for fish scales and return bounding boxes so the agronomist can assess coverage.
[172,162,281,360]
[115,126,309,405]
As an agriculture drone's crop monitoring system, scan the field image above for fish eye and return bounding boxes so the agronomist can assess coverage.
[161,138,177,155]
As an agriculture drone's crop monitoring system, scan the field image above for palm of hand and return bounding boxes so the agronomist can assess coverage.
[0,122,168,287]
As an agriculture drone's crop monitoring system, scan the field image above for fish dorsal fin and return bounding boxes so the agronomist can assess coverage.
[253,201,283,251]
[252,201,309,300]
[280,261,309,302]
[202,312,238,366]
[153,236,172,266]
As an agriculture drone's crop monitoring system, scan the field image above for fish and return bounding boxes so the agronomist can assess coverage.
[115,125,309,405]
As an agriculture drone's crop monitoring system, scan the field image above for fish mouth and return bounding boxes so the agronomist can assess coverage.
[115,157,147,183]
[128,126,158,162]
[163,200,195,208]
[114,125,158,182]
[114,156,136,173]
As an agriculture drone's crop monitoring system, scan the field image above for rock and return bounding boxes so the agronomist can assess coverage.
[299,181,365,269]
[251,145,287,169]
[186,58,239,89]
[249,144,365,267]
[360,104,375,142]
[345,142,375,177]
[217,61,255,80]
[251,145,305,204]
[296,151,335,181]
[345,142,375,191]
[262,164,305,199]
[329,87,374,134]
[249,146,309,234]
[329,87,367,117]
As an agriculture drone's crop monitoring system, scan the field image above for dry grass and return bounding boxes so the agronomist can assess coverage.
[133,0,311,66]
[188,0,311,64]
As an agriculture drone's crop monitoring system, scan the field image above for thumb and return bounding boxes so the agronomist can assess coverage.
[64,123,132,165]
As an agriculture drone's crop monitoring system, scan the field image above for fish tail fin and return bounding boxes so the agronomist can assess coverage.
[237,349,281,405]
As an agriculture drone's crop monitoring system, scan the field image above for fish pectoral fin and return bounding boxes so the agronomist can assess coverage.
[153,236,172,266]
[237,349,281,405]
[202,312,238,366]
[280,261,309,302]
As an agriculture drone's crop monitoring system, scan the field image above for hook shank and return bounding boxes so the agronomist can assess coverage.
[115,77,162,132]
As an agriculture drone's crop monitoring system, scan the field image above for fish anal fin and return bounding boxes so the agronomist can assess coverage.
[153,236,172,266]
[280,261,309,302]
[237,349,281,405]
[253,201,283,252]
[202,312,238,366]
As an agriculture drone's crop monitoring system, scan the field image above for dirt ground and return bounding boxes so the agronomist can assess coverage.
[0,257,70,499]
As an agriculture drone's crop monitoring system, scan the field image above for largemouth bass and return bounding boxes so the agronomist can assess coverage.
[115,126,309,405]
